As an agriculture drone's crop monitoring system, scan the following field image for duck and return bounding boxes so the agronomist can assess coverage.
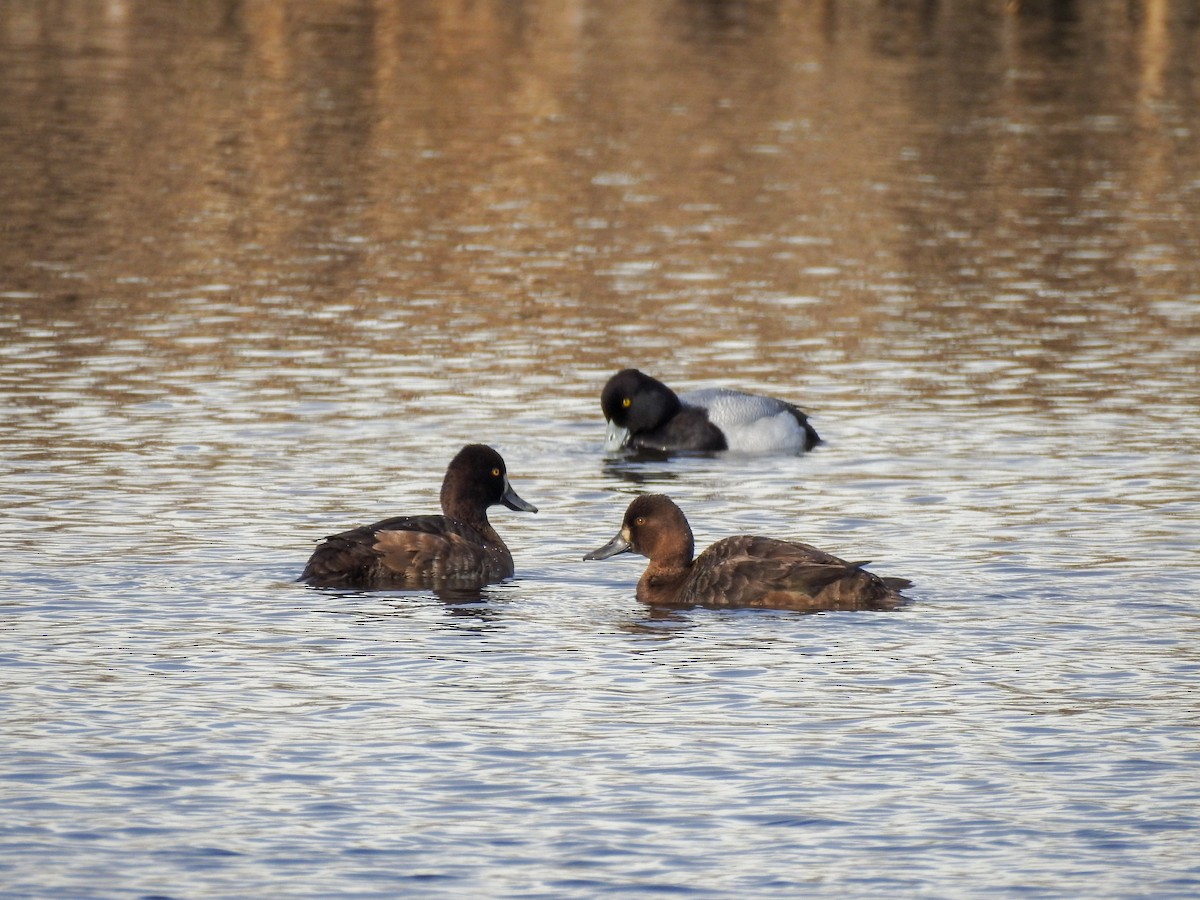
[301,444,537,590]
[599,368,820,454]
[584,494,909,611]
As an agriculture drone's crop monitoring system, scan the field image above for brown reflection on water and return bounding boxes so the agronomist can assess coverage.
[1,0,1198,423]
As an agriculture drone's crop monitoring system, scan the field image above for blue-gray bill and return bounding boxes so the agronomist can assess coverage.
[584,531,631,561]
[501,479,538,513]
[604,419,631,452]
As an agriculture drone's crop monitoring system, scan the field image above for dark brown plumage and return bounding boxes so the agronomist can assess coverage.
[584,494,909,612]
[300,444,537,590]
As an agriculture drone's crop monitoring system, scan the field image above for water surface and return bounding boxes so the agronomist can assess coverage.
[2,1,1199,897]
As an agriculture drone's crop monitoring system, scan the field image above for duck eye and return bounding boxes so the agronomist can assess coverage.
[635,516,646,526]
[491,467,501,477]
[621,397,632,408]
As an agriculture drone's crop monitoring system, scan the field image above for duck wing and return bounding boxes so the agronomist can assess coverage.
[301,515,510,588]
[680,536,904,611]
[679,389,778,421]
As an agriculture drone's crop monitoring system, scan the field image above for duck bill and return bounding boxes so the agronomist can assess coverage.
[584,528,632,561]
[604,420,631,451]
[501,478,538,513]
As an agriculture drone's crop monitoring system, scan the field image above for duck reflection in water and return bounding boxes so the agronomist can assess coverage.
[585,494,910,612]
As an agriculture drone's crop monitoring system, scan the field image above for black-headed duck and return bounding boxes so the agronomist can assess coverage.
[301,444,537,589]
[585,494,909,611]
[600,368,820,455]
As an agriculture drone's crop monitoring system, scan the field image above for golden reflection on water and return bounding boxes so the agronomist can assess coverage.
[1,0,1197,426]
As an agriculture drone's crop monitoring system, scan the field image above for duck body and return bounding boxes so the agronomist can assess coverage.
[585,494,908,612]
[301,444,537,590]
[600,369,820,455]
[649,533,906,611]
[301,514,516,590]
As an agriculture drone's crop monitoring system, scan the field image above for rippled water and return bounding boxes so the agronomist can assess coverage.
[2,1,1199,897]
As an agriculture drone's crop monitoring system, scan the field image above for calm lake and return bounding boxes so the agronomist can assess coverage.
[2,0,1199,896]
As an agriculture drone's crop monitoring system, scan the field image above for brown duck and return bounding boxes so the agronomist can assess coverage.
[301,444,537,590]
[585,494,909,611]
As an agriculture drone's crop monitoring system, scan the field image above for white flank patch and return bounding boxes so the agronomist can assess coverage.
[680,389,808,454]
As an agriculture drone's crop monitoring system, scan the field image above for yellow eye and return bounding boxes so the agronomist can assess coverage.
[622,397,632,408]
[491,467,501,477]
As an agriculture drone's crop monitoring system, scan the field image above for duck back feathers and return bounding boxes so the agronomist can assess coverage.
[677,534,902,611]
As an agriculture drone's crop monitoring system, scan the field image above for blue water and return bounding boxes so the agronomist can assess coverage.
[4,380,1197,897]
[3,1,1200,897]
